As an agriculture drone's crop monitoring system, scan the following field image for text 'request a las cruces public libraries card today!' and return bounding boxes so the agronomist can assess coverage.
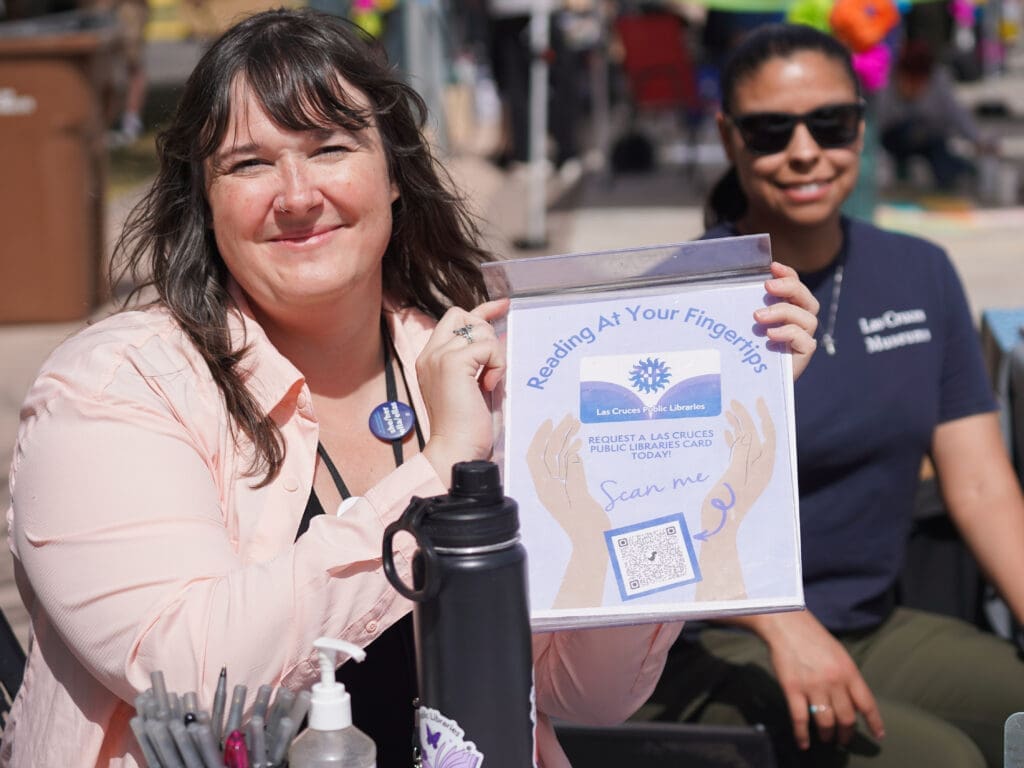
[486,238,803,630]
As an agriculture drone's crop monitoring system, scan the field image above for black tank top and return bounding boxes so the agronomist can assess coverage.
[291,318,422,767]
[296,489,418,768]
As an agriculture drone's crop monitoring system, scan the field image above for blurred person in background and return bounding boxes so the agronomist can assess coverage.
[876,38,998,188]
[80,0,150,145]
[485,0,582,174]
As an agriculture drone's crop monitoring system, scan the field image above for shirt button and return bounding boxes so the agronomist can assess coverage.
[296,392,309,409]
[283,477,299,492]
[336,496,363,518]
[366,620,378,634]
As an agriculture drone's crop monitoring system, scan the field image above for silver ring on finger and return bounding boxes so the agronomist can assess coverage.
[809,703,830,715]
[453,324,475,344]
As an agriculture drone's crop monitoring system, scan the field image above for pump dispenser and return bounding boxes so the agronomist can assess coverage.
[288,637,377,768]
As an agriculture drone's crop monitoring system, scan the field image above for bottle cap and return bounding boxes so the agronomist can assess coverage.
[420,461,520,549]
[449,460,503,499]
[308,637,366,731]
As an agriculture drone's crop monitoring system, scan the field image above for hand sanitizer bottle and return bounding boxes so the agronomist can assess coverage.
[287,637,377,768]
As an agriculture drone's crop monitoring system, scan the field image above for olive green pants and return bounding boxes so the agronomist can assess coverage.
[639,608,1024,767]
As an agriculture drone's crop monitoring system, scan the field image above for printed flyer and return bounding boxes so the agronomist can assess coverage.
[486,239,803,630]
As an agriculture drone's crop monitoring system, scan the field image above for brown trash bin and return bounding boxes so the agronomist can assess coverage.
[0,11,117,323]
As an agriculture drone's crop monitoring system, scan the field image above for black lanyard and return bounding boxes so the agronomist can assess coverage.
[315,316,425,501]
[298,318,424,768]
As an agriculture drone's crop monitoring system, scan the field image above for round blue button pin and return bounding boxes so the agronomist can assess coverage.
[369,401,416,440]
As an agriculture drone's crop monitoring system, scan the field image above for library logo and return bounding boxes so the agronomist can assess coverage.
[580,349,721,424]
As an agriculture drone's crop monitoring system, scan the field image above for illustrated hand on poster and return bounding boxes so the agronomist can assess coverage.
[696,397,776,602]
[527,415,612,609]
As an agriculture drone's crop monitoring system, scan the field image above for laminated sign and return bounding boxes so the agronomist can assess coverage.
[483,236,803,630]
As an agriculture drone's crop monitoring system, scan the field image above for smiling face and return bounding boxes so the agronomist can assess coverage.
[719,50,863,236]
[205,76,399,327]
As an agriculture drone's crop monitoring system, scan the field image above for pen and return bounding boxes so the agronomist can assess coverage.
[251,683,273,722]
[144,696,162,722]
[247,714,268,767]
[267,716,294,767]
[224,729,250,768]
[266,687,294,738]
[151,671,171,721]
[287,689,312,731]
[130,668,317,768]
[224,684,248,738]
[168,720,204,768]
[129,715,163,768]
[211,667,227,743]
[135,691,152,722]
[187,722,222,768]
[145,718,185,768]
[168,692,183,723]
[182,691,199,722]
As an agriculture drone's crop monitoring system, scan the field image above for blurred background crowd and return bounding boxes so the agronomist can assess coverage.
[2,0,1022,214]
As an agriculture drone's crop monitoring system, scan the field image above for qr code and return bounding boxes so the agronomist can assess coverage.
[605,515,700,600]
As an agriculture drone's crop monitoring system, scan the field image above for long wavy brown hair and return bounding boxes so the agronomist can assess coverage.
[113,8,490,484]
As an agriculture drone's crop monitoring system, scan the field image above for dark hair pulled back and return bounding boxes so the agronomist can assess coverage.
[704,23,862,229]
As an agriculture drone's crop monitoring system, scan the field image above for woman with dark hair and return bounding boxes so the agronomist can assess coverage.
[2,9,821,766]
[2,10,687,767]
[645,22,1024,768]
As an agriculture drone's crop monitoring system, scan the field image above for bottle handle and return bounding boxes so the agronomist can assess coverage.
[382,496,440,603]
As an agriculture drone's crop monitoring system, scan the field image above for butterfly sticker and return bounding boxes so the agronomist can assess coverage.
[418,706,485,768]
[421,742,483,768]
[425,725,442,749]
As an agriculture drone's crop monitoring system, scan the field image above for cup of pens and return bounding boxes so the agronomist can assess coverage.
[130,668,310,768]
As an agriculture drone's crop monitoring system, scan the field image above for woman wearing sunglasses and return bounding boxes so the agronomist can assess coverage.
[642,23,1024,768]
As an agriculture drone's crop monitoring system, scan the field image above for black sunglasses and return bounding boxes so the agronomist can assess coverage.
[728,102,865,155]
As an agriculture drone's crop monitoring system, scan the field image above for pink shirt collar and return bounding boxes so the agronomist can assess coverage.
[224,279,427,424]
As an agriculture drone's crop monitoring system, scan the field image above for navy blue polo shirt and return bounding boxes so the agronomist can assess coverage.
[705,218,996,631]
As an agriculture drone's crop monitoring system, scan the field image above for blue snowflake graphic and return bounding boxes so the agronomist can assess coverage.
[629,357,672,394]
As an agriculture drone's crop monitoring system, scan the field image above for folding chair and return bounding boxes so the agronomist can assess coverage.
[612,9,707,178]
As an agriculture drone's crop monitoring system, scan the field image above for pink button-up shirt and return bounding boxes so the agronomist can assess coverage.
[3,300,679,767]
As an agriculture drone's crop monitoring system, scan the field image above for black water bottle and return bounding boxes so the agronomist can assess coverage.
[383,460,534,768]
